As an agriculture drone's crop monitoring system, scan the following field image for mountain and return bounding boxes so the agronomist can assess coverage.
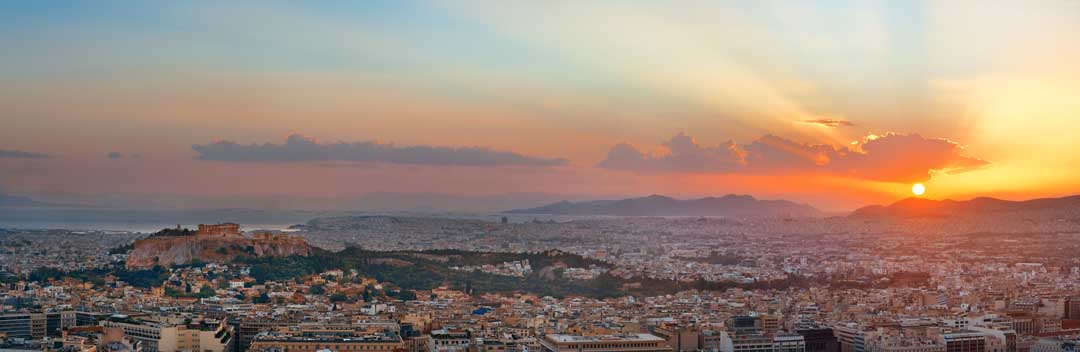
[0,193,47,207]
[849,195,1080,218]
[342,192,601,212]
[505,194,823,217]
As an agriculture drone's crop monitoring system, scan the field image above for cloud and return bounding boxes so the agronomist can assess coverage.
[107,152,124,159]
[192,134,567,167]
[800,119,855,128]
[598,133,746,173]
[598,132,988,183]
[0,149,50,159]
[836,133,989,182]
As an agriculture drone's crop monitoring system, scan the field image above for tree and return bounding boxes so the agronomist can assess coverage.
[330,293,348,302]
[164,287,182,298]
[198,284,215,298]
[309,284,325,295]
[397,289,417,301]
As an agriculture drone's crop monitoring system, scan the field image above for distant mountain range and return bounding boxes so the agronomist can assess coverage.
[8,189,1080,220]
[0,193,47,207]
[849,195,1080,218]
[505,194,823,218]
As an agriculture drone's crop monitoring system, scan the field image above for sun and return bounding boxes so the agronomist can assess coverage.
[911,183,926,196]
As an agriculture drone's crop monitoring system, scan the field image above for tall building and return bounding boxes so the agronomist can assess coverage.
[428,328,471,352]
[1065,297,1080,320]
[1032,337,1079,352]
[834,324,869,352]
[719,316,806,352]
[761,314,782,336]
[235,317,296,352]
[653,324,700,352]
[776,335,810,352]
[718,331,807,352]
[798,328,839,352]
[0,313,35,339]
[940,332,987,352]
[863,326,944,352]
[101,314,235,352]
[0,311,77,340]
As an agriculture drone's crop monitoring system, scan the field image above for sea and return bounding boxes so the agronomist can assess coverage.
[0,207,586,233]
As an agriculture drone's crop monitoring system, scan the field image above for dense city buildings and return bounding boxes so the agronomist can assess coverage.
[0,217,1075,352]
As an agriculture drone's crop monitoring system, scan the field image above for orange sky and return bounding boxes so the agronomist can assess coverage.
[2,1,1080,211]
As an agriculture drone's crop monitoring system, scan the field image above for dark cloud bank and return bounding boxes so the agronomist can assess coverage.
[598,132,988,183]
[193,134,567,167]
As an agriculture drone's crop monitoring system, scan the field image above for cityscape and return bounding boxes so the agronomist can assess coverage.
[3,2,1080,352]
[1,200,1079,352]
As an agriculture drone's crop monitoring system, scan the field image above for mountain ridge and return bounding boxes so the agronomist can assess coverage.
[505,194,823,217]
[849,195,1080,218]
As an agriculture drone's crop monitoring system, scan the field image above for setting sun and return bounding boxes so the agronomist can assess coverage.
[912,183,926,196]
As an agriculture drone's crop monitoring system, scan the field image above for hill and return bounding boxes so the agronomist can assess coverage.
[125,226,312,269]
[505,194,822,218]
[849,195,1080,218]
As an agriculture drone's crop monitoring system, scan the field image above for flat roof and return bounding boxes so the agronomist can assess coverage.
[545,334,664,343]
[254,334,401,343]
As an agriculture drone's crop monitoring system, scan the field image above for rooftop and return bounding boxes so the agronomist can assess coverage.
[545,333,664,343]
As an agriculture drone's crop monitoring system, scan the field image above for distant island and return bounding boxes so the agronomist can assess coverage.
[505,194,822,218]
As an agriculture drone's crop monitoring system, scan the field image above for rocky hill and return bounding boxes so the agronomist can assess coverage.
[126,229,312,269]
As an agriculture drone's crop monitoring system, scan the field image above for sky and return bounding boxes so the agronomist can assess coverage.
[2,1,1080,211]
